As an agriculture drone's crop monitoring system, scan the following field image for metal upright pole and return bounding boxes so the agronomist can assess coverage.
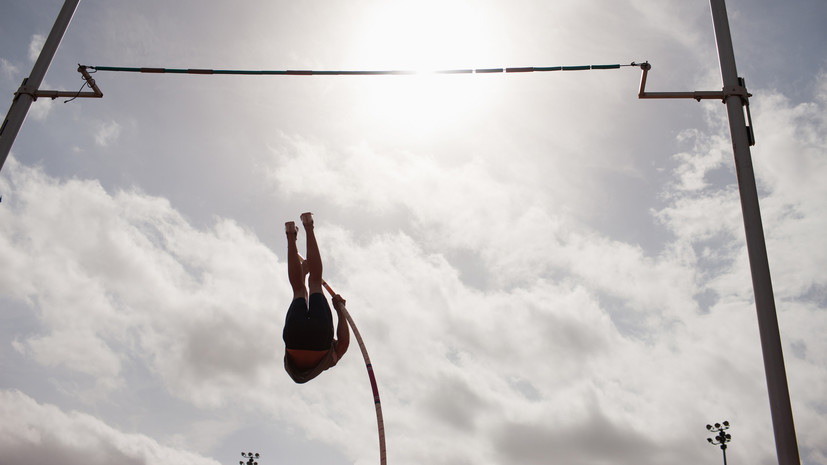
[0,0,81,173]
[709,1,800,464]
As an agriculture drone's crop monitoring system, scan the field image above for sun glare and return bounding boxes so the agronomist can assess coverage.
[350,1,501,135]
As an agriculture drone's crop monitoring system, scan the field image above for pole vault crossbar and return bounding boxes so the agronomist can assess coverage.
[85,63,633,76]
[637,1,799,464]
[0,56,639,176]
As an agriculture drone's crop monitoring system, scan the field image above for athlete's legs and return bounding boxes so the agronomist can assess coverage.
[301,212,324,295]
[286,221,307,300]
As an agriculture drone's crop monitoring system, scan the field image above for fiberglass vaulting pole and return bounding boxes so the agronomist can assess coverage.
[709,0,800,463]
[322,282,387,465]
[0,0,82,173]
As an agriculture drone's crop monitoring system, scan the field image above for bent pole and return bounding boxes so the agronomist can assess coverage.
[0,0,81,173]
[322,280,388,465]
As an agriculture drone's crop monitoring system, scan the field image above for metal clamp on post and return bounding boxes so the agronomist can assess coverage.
[723,84,751,102]
[737,77,756,146]
[15,65,104,101]
[636,62,754,145]
[12,79,39,101]
[637,61,752,103]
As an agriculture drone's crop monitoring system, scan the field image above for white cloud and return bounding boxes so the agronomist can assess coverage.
[671,129,730,192]
[257,135,802,464]
[0,158,287,402]
[2,114,825,465]
[28,34,46,62]
[750,81,827,298]
[0,155,745,465]
[94,120,122,147]
[28,97,54,121]
[0,390,221,465]
[1,57,19,80]
[650,76,827,464]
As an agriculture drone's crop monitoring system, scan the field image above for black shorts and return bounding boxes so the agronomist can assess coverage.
[283,293,334,350]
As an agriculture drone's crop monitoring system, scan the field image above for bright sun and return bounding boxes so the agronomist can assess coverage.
[349,1,501,135]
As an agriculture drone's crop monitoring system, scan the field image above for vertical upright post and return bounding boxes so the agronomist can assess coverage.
[709,1,800,464]
[0,0,81,173]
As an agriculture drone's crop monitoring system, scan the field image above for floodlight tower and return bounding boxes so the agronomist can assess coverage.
[638,1,800,463]
[240,451,260,465]
[707,421,732,465]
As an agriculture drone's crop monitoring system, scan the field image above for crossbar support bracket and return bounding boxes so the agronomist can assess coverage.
[636,62,754,145]
[14,65,103,101]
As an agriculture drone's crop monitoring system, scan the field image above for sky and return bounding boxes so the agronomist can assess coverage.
[1,1,826,464]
